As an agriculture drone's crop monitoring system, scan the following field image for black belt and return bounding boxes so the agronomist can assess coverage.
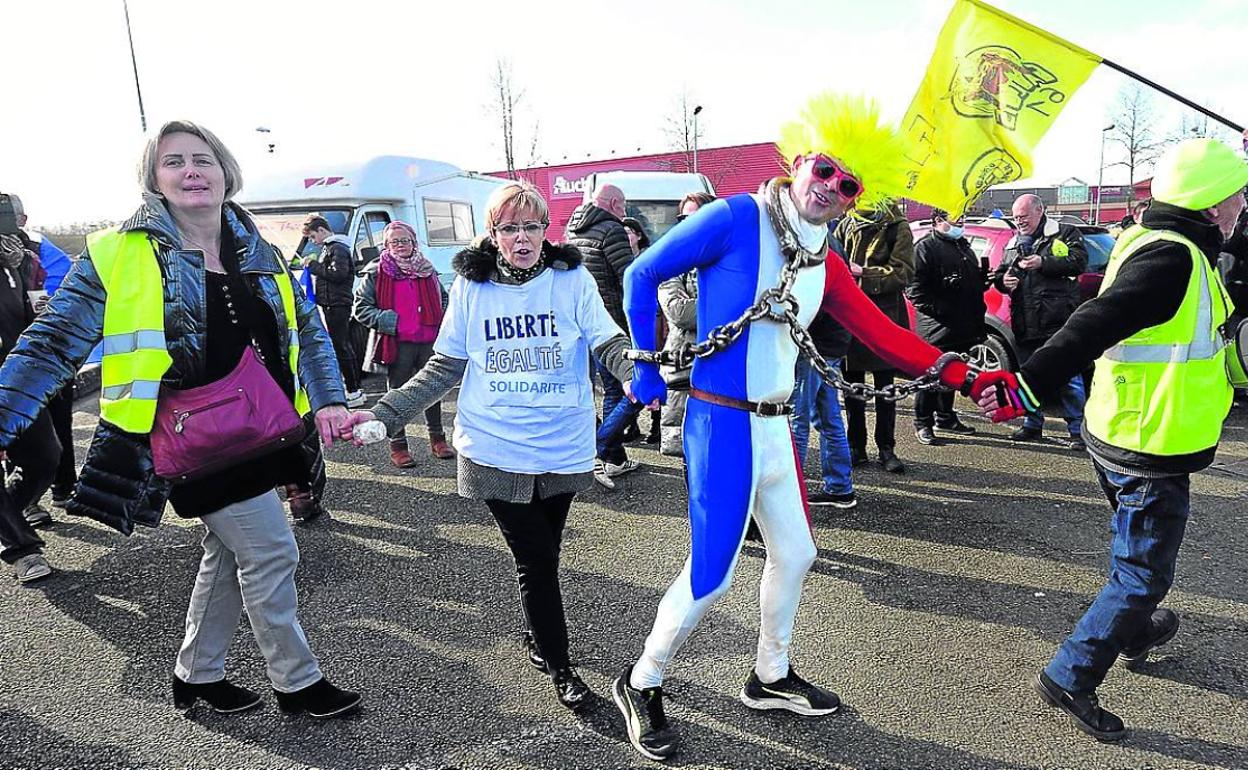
[690,387,793,417]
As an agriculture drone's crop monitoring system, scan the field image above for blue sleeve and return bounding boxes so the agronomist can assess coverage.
[39,238,72,295]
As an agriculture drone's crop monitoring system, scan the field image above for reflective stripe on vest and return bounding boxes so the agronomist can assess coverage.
[88,228,311,433]
[1084,225,1233,456]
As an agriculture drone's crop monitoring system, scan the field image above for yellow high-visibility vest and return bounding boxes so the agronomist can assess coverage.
[87,229,311,433]
[1084,225,1233,455]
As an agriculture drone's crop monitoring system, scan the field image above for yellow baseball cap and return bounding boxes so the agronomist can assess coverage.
[1151,138,1248,211]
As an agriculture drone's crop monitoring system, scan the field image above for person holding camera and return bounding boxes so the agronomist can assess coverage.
[907,209,987,444]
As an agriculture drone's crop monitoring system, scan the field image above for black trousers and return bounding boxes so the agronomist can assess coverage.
[321,305,360,392]
[485,491,575,671]
[914,388,957,428]
[0,411,60,564]
[844,369,897,452]
[47,382,77,492]
[386,342,443,439]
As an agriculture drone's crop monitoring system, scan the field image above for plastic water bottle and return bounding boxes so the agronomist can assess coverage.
[352,420,388,445]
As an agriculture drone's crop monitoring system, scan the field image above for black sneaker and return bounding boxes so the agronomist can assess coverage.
[274,677,362,719]
[739,667,840,716]
[612,667,679,761]
[1119,609,1179,670]
[935,417,976,435]
[521,631,547,672]
[1067,435,1087,452]
[914,426,944,446]
[1010,426,1044,442]
[1032,671,1125,741]
[552,667,590,710]
[808,491,857,509]
[172,676,263,714]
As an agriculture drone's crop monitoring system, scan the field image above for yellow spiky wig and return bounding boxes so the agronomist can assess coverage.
[777,92,909,213]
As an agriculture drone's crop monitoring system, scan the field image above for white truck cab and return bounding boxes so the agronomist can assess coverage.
[238,155,507,282]
[581,171,714,242]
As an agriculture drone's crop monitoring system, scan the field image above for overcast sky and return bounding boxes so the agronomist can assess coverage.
[6,0,1246,227]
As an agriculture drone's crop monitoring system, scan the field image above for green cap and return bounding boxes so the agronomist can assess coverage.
[1151,138,1248,211]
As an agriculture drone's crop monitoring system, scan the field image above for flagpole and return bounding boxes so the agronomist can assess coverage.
[1100,59,1243,133]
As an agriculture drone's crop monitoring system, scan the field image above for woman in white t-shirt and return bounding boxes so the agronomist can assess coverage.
[342,182,637,710]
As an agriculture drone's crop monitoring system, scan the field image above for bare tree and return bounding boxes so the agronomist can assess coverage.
[663,90,705,171]
[1106,83,1168,203]
[490,58,520,179]
[1170,110,1234,144]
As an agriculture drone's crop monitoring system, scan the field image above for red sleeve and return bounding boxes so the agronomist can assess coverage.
[819,258,969,388]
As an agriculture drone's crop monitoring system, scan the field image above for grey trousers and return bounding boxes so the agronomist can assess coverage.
[174,490,321,692]
[387,341,444,439]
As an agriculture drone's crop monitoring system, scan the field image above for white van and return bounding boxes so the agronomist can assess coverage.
[238,155,506,280]
[581,171,714,242]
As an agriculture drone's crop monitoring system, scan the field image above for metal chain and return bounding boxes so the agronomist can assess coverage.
[625,251,962,402]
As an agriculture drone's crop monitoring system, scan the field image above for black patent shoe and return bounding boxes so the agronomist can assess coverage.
[521,631,547,672]
[172,676,262,714]
[552,667,591,710]
[1033,672,1126,741]
[274,677,362,719]
[878,449,905,473]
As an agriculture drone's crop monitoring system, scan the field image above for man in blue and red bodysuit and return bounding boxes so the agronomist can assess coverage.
[610,94,996,761]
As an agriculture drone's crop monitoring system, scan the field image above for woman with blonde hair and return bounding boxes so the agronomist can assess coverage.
[342,181,637,709]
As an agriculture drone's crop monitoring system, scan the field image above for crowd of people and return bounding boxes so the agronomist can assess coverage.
[1,101,1245,760]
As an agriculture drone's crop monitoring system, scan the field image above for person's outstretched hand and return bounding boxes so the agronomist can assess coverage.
[338,409,381,446]
[314,405,353,447]
[970,370,1029,423]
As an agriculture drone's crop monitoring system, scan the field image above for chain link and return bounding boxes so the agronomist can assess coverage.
[626,254,964,402]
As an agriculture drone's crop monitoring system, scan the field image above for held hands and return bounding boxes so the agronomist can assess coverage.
[314,405,353,446]
[624,379,661,411]
[336,409,382,446]
[630,363,667,409]
[969,370,1030,423]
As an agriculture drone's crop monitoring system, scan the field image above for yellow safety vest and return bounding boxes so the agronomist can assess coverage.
[87,229,312,433]
[1084,225,1234,456]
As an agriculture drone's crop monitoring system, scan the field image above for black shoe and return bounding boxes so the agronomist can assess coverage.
[521,631,546,672]
[914,426,944,446]
[935,416,976,435]
[739,667,840,716]
[1119,609,1179,670]
[850,448,869,467]
[1010,426,1044,442]
[22,503,52,528]
[878,449,905,474]
[552,667,591,710]
[1067,435,1087,452]
[50,487,73,509]
[172,676,263,714]
[808,491,857,509]
[274,677,361,719]
[1032,672,1125,741]
[612,667,679,761]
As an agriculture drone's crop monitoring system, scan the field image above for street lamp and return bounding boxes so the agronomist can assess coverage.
[693,105,703,175]
[1095,123,1115,225]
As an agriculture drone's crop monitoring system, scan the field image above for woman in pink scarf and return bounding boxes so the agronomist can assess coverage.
[353,221,454,465]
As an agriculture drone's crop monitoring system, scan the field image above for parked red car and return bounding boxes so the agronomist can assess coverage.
[908,216,1115,371]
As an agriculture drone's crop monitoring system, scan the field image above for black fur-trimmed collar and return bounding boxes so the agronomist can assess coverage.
[451,237,583,283]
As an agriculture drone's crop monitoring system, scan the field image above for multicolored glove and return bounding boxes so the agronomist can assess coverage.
[969,370,1040,423]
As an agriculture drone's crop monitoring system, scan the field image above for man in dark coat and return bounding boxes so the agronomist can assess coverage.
[908,210,987,444]
[565,184,638,480]
[304,215,364,406]
[990,193,1088,448]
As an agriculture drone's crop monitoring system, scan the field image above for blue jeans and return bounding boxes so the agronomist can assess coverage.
[1019,341,1086,435]
[789,357,852,495]
[595,361,630,465]
[1044,461,1190,694]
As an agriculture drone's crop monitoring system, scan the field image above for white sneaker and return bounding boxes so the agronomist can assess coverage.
[593,460,616,490]
[13,554,52,583]
[604,459,641,478]
[345,389,367,408]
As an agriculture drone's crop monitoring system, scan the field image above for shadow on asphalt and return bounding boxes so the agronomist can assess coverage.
[0,710,145,770]
[1128,727,1248,769]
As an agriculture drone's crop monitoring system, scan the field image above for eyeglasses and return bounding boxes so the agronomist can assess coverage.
[810,155,863,202]
[386,237,414,246]
[494,222,547,238]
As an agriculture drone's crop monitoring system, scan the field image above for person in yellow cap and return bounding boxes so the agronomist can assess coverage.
[974,137,1248,741]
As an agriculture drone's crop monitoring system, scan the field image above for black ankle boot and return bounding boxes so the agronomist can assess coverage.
[552,667,590,710]
[172,676,263,714]
[273,677,362,719]
[521,631,547,672]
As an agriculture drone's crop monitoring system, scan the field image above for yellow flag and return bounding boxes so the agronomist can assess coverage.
[901,0,1102,216]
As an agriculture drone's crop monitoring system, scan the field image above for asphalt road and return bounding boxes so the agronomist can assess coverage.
[2,381,1246,770]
